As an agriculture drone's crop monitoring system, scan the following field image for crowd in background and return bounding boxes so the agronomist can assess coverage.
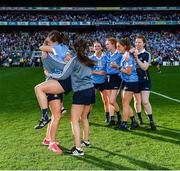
[0,12,179,22]
[0,29,179,67]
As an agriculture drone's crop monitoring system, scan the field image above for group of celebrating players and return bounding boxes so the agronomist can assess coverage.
[33,30,156,156]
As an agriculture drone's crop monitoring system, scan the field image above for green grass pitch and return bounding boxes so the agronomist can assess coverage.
[0,66,179,170]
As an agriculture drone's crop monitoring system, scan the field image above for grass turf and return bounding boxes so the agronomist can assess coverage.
[0,66,179,170]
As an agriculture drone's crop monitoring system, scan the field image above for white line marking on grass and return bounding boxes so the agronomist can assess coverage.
[151,91,180,103]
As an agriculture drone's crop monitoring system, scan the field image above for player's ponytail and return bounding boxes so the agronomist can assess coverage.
[74,38,96,67]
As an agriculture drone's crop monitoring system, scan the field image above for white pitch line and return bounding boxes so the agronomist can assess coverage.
[151,91,180,103]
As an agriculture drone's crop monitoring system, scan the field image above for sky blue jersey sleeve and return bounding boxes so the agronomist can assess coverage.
[47,57,76,80]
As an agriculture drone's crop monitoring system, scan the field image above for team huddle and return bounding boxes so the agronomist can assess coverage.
[34,30,156,156]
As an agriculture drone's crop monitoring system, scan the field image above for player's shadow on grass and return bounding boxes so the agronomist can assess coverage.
[91,146,170,170]
[89,122,108,128]
[90,122,180,145]
[62,146,169,170]
[157,125,180,132]
[150,128,180,141]
[62,147,133,170]
[129,127,180,145]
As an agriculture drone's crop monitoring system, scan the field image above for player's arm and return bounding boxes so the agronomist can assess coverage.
[110,62,120,69]
[64,53,73,62]
[39,46,53,53]
[120,66,132,75]
[134,51,150,71]
[39,37,54,52]
[47,57,76,80]
[92,70,106,75]
[41,51,48,60]
[136,58,149,71]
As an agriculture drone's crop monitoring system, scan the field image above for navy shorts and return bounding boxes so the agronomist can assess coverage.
[105,74,121,90]
[58,77,72,95]
[94,83,106,92]
[138,81,151,92]
[72,87,96,105]
[122,81,139,93]
[47,93,63,102]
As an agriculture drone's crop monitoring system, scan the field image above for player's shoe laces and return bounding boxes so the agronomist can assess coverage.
[34,117,51,129]
[150,121,157,130]
[68,146,84,156]
[48,143,63,155]
[130,121,140,129]
[81,140,91,147]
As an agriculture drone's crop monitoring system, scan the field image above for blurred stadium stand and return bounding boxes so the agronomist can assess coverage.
[0,1,179,67]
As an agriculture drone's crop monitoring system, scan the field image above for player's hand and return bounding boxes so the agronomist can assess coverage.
[44,69,48,76]
[64,54,72,62]
[110,62,119,69]
[124,51,130,62]
[98,71,106,75]
[41,52,47,60]
[129,47,136,53]
[43,38,49,45]
[133,49,139,61]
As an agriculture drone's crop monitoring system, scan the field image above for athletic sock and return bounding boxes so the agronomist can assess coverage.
[42,108,49,120]
[110,116,115,121]
[130,115,136,124]
[76,147,82,151]
[105,112,109,120]
[116,111,121,123]
[137,112,142,121]
[147,114,153,122]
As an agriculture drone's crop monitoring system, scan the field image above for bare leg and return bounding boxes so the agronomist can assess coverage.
[133,93,143,123]
[141,91,156,130]
[34,79,64,109]
[100,90,109,113]
[81,105,91,142]
[109,89,119,114]
[49,100,62,143]
[141,91,152,114]
[121,91,133,121]
[71,104,84,148]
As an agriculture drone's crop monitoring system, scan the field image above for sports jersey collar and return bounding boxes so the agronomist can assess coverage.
[138,49,146,54]
[110,50,118,56]
[94,52,105,60]
[122,51,130,59]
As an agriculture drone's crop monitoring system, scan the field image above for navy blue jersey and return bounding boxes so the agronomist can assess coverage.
[136,50,151,82]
